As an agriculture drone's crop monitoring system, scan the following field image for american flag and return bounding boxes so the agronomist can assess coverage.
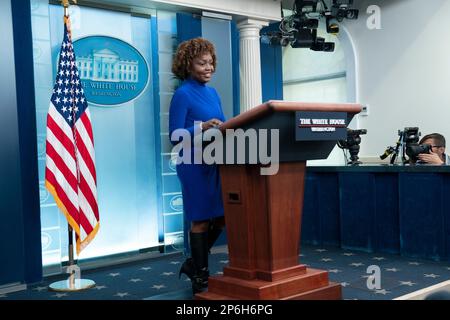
[45,16,99,254]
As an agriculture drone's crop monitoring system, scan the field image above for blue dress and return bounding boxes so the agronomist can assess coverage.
[169,78,226,222]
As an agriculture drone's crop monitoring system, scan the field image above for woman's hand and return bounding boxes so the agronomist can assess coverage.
[417,151,444,165]
[202,118,223,131]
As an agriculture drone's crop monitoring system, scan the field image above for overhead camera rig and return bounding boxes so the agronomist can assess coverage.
[261,0,359,52]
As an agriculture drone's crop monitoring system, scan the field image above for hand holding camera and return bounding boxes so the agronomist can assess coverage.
[417,150,445,165]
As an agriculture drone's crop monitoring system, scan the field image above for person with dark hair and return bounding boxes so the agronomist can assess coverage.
[417,133,450,165]
[169,38,226,295]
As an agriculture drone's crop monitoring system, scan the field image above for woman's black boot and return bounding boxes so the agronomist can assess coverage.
[178,257,195,280]
[189,231,209,294]
[208,224,223,252]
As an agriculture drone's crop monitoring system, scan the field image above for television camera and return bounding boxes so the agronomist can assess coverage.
[380,127,431,164]
[261,0,359,52]
[337,128,367,165]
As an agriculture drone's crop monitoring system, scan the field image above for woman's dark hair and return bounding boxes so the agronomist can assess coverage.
[172,37,217,80]
[419,133,446,147]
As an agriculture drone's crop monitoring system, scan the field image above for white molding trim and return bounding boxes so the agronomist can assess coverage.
[0,283,27,295]
[202,11,232,21]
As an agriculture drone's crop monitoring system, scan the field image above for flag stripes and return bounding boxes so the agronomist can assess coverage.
[45,16,99,254]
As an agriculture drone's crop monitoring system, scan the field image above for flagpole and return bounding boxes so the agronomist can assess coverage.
[48,2,95,292]
[48,224,96,292]
[67,224,75,288]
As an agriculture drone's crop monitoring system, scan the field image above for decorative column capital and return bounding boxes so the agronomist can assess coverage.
[236,18,270,29]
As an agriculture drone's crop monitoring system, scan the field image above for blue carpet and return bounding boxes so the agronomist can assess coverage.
[2,244,450,300]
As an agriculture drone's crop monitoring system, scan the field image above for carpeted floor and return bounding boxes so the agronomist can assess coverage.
[2,244,450,300]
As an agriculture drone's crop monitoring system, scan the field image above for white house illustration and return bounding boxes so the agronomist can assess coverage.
[76,48,139,83]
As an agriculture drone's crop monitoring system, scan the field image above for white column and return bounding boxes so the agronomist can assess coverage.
[237,18,269,113]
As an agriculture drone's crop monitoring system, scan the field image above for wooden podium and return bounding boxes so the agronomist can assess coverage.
[196,101,362,300]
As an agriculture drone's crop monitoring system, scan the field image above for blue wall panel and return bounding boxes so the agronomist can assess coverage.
[260,23,283,102]
[301,173,321,245]
[11,0,42,284]
[0,0,42,286]
[300,169,450,261]
[0,0,25,286]
[339,173,375,252]
[176,12,201,44]
[373,174,399,254]
[444,176,450,260]
[318,174,340,246]
[399,173,446,260]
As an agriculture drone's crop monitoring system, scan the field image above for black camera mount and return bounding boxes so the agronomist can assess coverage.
[380,127,426,165]
[337,128,367,165]
[261,0,359,52]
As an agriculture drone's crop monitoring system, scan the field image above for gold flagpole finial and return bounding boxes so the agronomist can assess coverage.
[61,0,77,16]
[60,0,77,7]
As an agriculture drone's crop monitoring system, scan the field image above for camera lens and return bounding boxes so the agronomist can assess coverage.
[345,9,359,19]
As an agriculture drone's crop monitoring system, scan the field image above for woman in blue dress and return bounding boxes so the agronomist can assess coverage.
[169,38,226,294]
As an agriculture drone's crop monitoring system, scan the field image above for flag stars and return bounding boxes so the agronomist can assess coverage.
[399,281,416,286]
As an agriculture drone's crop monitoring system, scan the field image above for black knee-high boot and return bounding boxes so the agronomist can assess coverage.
[208,224,223,251]
[189,231,209,294]
[179,226,222,281]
